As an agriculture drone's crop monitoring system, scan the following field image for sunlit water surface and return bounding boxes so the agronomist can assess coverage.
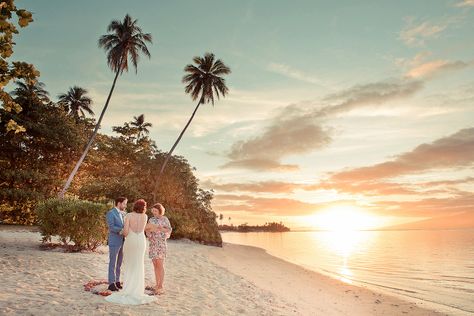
[222,230,474,314]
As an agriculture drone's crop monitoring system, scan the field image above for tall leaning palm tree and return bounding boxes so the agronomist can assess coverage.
[131,113,152,140]
[59,14,152,198]
[152,53,230,200]
[58,86,94,122]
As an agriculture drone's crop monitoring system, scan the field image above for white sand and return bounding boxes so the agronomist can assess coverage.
[0,227,447,315]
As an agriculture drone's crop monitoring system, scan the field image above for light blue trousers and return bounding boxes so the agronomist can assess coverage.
[108,245,123,284]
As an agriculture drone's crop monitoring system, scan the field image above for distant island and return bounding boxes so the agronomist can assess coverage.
[219,222,290,233]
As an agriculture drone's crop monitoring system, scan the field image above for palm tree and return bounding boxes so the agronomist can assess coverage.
[59,14,152,198]
[131,114,152,140]
[58,86,94,122]
[152,53,230,201]
[13,81,49,107]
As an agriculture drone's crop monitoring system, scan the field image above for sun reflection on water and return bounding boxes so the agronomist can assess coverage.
[312,230,374,284]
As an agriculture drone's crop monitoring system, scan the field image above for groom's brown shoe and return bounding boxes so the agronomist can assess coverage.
[108,283,119,291]
[115,282,122,289]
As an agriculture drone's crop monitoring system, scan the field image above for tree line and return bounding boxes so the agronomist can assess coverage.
[0,1,230,246]
[219,222,291,233]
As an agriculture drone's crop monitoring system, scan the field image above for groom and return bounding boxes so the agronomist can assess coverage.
[106,197,127,291]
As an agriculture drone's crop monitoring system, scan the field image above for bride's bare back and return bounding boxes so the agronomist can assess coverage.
[124,213,147,234]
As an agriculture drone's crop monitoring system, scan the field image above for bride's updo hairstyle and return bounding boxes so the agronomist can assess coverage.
[133,199,147,213]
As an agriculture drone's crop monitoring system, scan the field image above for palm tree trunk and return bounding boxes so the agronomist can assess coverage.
[58,69,121,198]
[152,99,202,202]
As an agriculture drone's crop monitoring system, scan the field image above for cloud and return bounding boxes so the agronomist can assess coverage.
[213,194,327,216]
[374,191,474,217]
[222,78,423,171]
[395,51,432,68]
[266,62,325,85]
[221,159,300,171]
[222,105,332,171]
[406,60,469,79]
[205,178,427,197]
[329,127,474,182]
[206,175,474,198]
[455,0,474,7]
[318,180,423,196]
[309,130,474,219]
[223,49,471,173]
[319,79,424,116]
[211,180,474,219]
[396,52,472,82]
[204,179,307,193]
[399,17,450,46]
[418,177,474,187]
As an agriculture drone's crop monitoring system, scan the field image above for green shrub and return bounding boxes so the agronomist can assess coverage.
[166,207,222,247]
[36,198,109,251]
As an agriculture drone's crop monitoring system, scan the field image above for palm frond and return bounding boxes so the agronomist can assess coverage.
[182,52,231,105]
[98,14,152,74]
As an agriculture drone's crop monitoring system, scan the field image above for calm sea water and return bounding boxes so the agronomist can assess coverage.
[222,230,474,315]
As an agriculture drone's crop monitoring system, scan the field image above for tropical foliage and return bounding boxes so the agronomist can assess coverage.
[59,14,152,197]
[0,0,38,134]
[0,82,88,224]
[0,79,221,245]
[219,222,290,233]
[36,198,109,251]
[58,86,94,122]
[0,4,223,247]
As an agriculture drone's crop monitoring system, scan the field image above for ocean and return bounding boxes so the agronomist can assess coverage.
[222,229,474,315]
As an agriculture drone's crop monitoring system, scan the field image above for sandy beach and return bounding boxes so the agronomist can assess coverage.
[0,226,447,315]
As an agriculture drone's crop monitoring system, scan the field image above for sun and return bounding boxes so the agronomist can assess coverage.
[310,206,383,231]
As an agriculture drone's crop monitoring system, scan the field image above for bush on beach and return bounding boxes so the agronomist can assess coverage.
[165,207,222,247]
[36,195,223,250]
[36,198,109,251]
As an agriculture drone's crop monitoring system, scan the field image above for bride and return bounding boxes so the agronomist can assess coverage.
[105,199,156,305]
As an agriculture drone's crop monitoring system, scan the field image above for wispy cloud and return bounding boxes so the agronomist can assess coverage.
[319,79,423,116]
[329,127,474,182]
[399,17,447,46]
[204,179,309,193]
[213,194,332,216]
[397,52,472,79]
[418,177,474,187]
[398,16,462,46]
[266,62,325,85]
[374,191,474,217]
[455,0,474,7]
[406,60,469,79]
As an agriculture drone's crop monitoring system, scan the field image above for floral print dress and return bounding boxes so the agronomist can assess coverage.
[148,216,172,260]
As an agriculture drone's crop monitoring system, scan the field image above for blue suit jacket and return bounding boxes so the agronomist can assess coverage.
[106,207,124,247]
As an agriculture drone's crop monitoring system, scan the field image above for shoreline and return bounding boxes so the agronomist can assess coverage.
[0,228,450,315]
[213,242,462,316]
[205,242,449,316]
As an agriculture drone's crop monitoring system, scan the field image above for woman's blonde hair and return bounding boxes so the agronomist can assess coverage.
[152,203,165,215]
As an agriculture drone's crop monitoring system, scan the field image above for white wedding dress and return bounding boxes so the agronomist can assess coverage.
[105,213,156,305]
